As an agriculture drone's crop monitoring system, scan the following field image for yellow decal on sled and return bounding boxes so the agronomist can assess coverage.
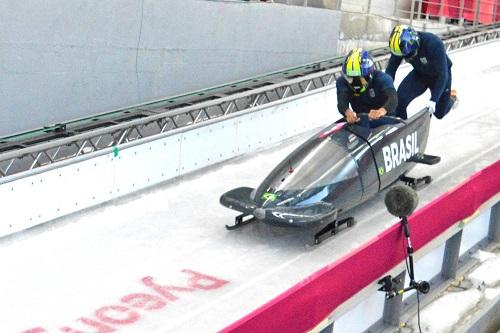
[262,193,277,201]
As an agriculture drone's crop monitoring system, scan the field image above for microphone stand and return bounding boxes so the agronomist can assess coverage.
[378,216,430,298]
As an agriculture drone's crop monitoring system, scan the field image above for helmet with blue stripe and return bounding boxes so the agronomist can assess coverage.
[389,25,420,58]
[341,48,374,94]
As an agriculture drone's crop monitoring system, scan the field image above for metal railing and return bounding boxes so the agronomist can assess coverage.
[1,23,500,181]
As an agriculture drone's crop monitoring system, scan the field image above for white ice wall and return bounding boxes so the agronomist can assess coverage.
[0,87,336,238]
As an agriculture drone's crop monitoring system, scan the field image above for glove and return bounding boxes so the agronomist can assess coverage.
[426,101,436,114]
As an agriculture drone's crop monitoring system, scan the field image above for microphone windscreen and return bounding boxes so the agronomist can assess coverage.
[384,185,419,218]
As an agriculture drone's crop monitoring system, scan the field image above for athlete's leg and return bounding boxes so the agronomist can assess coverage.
[434,67,454,119]
[395,71,428,119]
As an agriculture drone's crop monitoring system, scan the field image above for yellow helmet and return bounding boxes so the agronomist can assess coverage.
[342,48,374,94]
[389,25,420,57]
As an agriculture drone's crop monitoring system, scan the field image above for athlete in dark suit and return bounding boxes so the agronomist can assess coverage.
[386,25,457,120]
[337,48,398,128]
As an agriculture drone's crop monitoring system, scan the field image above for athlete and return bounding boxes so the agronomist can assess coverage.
[386,25,457,119]
[336,48,398,128]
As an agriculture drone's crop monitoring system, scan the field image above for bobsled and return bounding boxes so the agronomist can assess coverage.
[220,108,440,244]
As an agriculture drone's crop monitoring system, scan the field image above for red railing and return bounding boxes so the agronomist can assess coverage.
[423,0,500,24]
[220,159,500,333]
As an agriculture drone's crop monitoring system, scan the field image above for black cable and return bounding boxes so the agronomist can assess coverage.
[402,236,411,280]
[417,289,423,333]
[401,228,422,333]
[135,0,145,101]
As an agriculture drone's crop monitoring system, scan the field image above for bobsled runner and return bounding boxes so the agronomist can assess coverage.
[220,108,440,244]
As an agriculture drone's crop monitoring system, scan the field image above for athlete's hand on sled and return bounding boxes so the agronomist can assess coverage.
[345,109,360,124]
[368,107,387,120]
[426,100,436,114]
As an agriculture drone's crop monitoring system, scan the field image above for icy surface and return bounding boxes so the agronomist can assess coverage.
[410,288,483,333]
[0,42,499,333]
[469,254,500,287]
[406,249,500,333]
[484,288,500,300]
[472,249,497,262]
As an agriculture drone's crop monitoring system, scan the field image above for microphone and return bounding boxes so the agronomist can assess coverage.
[379,185,429,300]
[384,185,419,218]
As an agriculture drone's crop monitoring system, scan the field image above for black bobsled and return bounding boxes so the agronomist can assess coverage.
[220,108,440,244]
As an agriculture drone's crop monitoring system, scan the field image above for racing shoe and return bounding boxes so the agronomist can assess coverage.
[450,89,459,109]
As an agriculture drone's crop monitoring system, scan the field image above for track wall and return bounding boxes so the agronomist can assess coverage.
[0,88,336,238]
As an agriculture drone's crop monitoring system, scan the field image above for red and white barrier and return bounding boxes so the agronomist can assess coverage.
[220,160,500,333]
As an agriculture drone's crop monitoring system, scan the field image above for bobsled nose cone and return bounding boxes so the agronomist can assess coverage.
[253,208,266,220]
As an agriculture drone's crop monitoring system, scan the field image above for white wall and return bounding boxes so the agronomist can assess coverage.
[0,0,341,136]
[0,87,336,238]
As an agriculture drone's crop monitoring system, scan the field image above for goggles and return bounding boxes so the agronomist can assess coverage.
[343,74,370,94]
[390,26,419,58]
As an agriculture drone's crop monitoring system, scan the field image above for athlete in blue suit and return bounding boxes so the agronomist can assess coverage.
[386,25,457,119]
[337,48,398,128]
